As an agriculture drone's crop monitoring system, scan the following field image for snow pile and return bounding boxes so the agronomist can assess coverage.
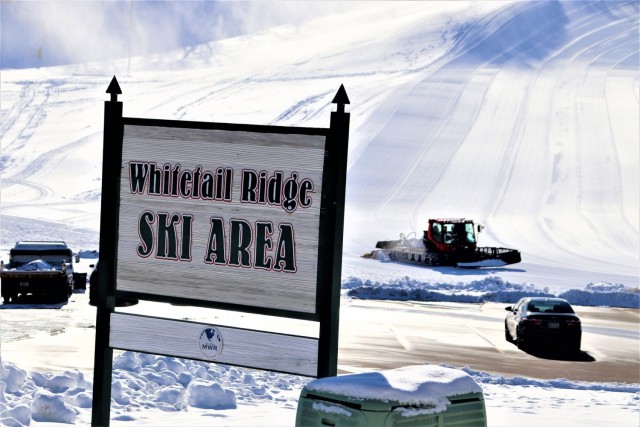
[6,260,56,272]
[31,392,77,424]
[75,250,98,260]
[305,365,482,415]
[0,363,92,425]
[343,276,640,308]
[186,382,236,410]
[462,366,640,393]
[3,355,638,426]
[559,283,640,309]
[109,352,303,412]
[0,363,27,394]
[0,352,306,425]
[1,404,31,427]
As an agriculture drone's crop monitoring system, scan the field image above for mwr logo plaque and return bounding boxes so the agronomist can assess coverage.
[199,327,223,359]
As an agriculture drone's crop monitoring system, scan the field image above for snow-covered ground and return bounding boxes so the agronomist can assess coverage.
[1,1,638,426]
[3,349,637,426]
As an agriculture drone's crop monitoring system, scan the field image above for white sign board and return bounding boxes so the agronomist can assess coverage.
[117,125,326,313]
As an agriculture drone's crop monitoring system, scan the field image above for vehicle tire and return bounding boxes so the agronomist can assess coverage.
[53,286,69,303]
[504,322,513,342]
[516,328,526,350]
[571,339,581,355]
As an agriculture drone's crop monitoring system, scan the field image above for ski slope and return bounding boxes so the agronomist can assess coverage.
[1,1,638,293]
[343,1,639,284]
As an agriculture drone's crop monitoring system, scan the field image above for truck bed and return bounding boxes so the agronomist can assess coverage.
[1,270,73,303]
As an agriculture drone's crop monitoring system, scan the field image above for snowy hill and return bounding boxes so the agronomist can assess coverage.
[1,1,638,294]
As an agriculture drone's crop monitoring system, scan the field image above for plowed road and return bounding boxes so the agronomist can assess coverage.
[1,293,638,384]
[338,299,639,383]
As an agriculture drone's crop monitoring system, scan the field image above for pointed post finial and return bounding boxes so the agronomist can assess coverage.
[332,84,350,114]
[106,76,122,102]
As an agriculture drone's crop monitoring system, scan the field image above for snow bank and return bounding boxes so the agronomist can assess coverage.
[31,391,77,424]
[187,382,236,410]
[344,276,640,308]
[559,283,640,309]
[0,404,31,427]
[2,355,638,426]
[76,250,99,260]
[0,362,27,394]
[0,352,306,425]
[461,366,640,394]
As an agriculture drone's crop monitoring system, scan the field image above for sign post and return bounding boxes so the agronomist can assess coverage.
[91,76,350,425]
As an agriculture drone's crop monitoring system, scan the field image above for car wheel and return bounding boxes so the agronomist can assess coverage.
[516,328,526,350]
[504,322,513,342]
[570,339,581,355]
[53,287,69,303]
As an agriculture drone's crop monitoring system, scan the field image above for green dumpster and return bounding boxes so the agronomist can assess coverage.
[296,365,486,427]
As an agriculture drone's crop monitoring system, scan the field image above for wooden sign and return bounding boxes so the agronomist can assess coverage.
[116,125,327,313]
[91,77,350,426]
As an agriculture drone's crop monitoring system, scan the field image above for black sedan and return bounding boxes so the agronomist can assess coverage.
[505,297,581,353]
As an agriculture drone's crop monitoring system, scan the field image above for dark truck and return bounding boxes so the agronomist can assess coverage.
[1,241,75,304]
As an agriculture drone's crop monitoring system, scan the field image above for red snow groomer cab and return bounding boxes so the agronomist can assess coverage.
[371,218,521,268]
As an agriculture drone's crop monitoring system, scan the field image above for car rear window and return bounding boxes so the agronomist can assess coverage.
[527,301,574,313]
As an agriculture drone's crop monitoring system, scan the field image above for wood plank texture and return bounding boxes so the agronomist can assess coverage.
[116,125,326,313]
[110,312,319,377]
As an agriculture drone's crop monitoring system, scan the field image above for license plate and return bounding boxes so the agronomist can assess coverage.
[548,322,560,329]
[19,281,30,287]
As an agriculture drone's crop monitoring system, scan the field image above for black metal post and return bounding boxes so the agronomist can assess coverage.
[91,76,123,426]
[317,85,350,377]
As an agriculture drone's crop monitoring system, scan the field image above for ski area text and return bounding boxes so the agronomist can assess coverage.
[136,212,296,273]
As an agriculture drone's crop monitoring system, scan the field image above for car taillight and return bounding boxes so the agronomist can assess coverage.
[566,319,580,327]
[522,317,542,326]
